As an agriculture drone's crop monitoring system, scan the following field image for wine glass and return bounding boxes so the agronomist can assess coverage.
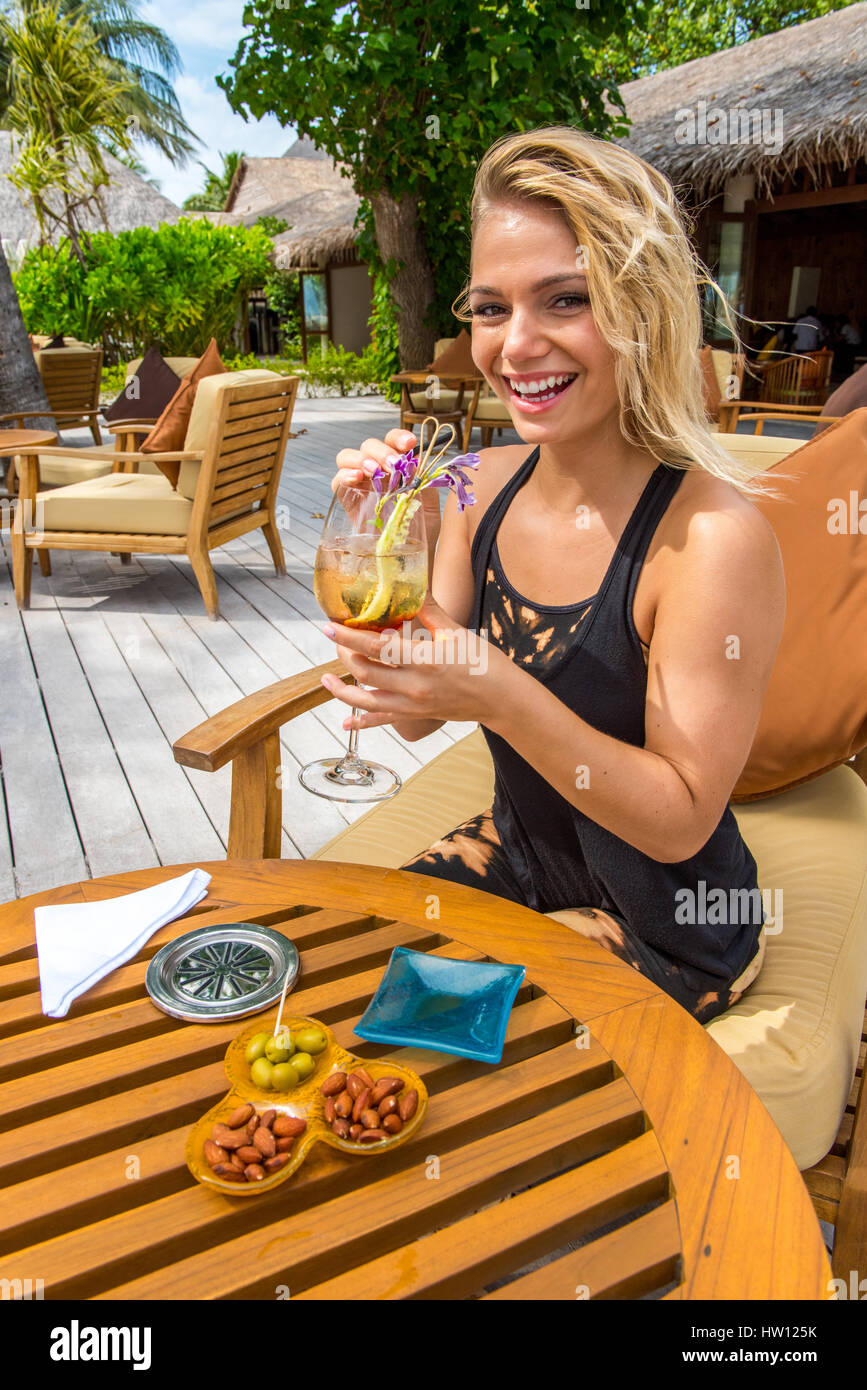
[299,484,428,802]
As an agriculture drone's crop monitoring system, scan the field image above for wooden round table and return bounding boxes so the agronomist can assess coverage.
[0,861,831,1301]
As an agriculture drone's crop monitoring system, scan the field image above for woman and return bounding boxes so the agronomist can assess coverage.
[321,128,785,1023]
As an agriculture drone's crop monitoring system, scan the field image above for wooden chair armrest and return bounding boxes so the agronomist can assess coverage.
[0,411,55,424]
[33,446,204,463]
[173,659,352,772]
[173,660,352,858]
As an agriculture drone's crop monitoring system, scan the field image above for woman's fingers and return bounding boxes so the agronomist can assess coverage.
[321,673,412,716]
[332,432,418,492]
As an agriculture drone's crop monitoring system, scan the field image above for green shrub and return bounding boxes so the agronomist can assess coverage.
[15,218,274,363]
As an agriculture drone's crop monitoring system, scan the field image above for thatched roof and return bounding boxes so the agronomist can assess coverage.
[222,140,355,226]
[0,130,183,251]
[616,2,867,198]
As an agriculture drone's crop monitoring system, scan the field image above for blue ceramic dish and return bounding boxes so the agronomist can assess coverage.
[355,947,526,1063]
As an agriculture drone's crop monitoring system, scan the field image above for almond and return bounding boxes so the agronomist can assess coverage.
[204,1139,228,1168]
[324,1096,337,1125]
[382,1113,403,1134]
[358,1129,388,1144]
[320,1071,347,1097]
[276,1136,295,1153]
[332,1117,351,1139]
[236,1145,262,1166]
[370,1077,404,1107]
[244,1164,266,1182]
[273,1115,306,1138]
[352,1087,371,1125]
[354,1066,375,1090]
[260,1109,276,1130]
[264,1153,290,1173]
[334,1090,354,1120]
[212,1163,245,1182]
[398,1089,418,1122]
[378,1095,399,1119]
[213,1124,248,1151]
[359,1107,381,1130]
[226,1103,254,1129]
[253,1126,276,1159]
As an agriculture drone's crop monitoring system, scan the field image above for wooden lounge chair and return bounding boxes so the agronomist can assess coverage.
[11,370,298,620]
[758,349,833,407]
[0,345,104,448]
[171,425,867,1276]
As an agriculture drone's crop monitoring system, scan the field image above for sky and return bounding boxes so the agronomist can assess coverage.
[138,0,294,206]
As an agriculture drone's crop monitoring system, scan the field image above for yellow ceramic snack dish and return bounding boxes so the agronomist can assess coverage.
[186,1013,428,1196]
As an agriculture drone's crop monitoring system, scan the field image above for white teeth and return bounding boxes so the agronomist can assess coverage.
[506,374,576,397]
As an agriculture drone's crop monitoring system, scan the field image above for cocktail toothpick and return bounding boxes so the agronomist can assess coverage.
[272,957,294,1039]
[416,415,457,475]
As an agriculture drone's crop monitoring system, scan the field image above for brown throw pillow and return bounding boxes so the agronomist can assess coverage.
[426,328,477,376]
[698,345,721,421]
[732,408,867,800]
[140,339,226,487]
[814,363,867,433]
[103,346,181,425]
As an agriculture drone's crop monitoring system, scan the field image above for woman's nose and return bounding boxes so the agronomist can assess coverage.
[500,309,549,364]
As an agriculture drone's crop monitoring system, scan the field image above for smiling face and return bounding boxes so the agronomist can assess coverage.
[469,200,622,447]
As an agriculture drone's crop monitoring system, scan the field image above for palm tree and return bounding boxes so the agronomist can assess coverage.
[0,0,196,162]
[183,151,244,212]
[0,0,195,421]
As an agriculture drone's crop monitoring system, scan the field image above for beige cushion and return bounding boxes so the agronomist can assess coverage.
[178,369,284,500]
[409,388,460,411]
[312,729,867,1171]
[717,431,806,470]
[716,765,867,1169]
[125,357,200,382]
[38,472,192,535]
[36,445,115,487]
[473,396,513,423]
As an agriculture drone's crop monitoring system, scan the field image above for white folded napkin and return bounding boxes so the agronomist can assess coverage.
[35,868,211,1018]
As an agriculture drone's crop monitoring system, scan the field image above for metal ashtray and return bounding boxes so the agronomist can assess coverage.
[146,923,299,1023]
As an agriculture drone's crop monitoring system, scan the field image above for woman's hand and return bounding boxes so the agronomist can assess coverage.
[334,427,418,492]
[320,596,508,731]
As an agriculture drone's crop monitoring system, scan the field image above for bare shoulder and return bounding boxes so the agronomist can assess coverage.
[659,467,783,580]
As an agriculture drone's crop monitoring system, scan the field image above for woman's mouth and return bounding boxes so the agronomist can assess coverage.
[503,372,578,413]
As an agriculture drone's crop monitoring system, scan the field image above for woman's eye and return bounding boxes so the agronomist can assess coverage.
[471,303,507,318]
[553,294,590,310]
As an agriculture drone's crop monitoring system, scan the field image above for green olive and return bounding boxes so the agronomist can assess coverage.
[290,1051,315,1081]
[245,1031,270,1064]
[265,1036,290,1064]
[270,1062,300,1090]
[294,1027,327,1055]
[250,1056,275,1089]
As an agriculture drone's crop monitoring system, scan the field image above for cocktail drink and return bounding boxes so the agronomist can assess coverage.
[300,485,428,801]
[299,418,479,803]
[314,532,428,633]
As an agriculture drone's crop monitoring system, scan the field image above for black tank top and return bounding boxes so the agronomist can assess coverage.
[470,448,763,982]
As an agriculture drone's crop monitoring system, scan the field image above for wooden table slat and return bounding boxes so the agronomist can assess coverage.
[481,1201,681,1302]
[294,1131,669,1302]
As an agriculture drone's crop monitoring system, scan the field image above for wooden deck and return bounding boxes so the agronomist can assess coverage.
[0,396,520,902]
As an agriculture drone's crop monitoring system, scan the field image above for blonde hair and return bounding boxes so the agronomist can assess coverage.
[454,127,769,494]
